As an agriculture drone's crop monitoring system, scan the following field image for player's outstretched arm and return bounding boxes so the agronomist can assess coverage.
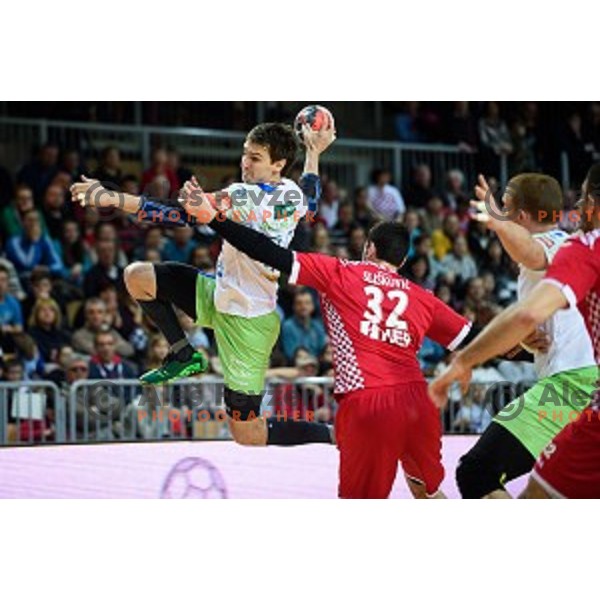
[179,178,294,274]
[471,174,547,270]
[70,175,206,227]
[70,176,144,213]
[428,282,568,408]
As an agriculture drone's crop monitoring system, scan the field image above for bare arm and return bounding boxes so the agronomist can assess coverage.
[70,176,143,213]
[301,123,336,176]
[428,282,568,407]
[492,222,547,270]
[71,176,214,227]
[471,175,547,270]
[458,282,567,368]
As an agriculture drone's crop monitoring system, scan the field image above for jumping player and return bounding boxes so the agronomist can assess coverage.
[179,180,472,499]
[71,122,336,448]
[430,164,600,499]
[454,174,596,498]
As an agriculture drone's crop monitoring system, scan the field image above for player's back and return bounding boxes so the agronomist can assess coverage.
[289,254,471,395]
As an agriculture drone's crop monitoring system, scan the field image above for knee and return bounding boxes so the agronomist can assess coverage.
[456,450,502,499]
[229,419,267,446]
[124,262,155,299]
[455,454,477,497]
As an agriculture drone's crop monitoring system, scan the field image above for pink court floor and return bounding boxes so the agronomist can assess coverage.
[0,437,527,498]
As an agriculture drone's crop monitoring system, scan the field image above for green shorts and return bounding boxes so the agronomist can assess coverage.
[495,366,598,458]
[195,273,280,395]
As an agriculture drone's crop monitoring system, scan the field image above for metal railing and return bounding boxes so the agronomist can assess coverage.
[0,377,536,446]
[0,116,499,192]
[0,381,64,445]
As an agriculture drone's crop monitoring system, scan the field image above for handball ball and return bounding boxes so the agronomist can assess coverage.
[294,105,335,142]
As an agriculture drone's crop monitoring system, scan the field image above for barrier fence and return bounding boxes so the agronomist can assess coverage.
[0,377,536,446]
[0,116,502,192]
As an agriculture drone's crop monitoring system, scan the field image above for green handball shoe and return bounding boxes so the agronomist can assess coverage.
[140,351,208,385]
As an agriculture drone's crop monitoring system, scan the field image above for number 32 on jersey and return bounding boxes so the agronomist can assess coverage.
[360,285,412,348]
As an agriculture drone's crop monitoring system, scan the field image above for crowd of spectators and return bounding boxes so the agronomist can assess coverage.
[389,101,600,184]
[3,102,590,437]
[4,101,599,184]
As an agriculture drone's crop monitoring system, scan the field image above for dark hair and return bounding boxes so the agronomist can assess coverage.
[367,222,410,267]
[405,255,430,282]
[434,281,451,295]
[354,186,367,197]
[99,282,117,294]
[30,266,51,285]
[506,173,563,224]
[294,287,313,300]
[246,123,299,177]
[370,168,389,185]
[0,265,9,278]
[413,233,430,248]
[585,163,600,202]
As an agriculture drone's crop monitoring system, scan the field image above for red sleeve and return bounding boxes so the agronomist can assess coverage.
[544,237,600,308]
[426,294,472,350]
[288,252,339,293]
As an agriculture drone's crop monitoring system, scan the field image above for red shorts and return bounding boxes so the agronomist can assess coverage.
[335,382,443,499]
[532,409,600,498]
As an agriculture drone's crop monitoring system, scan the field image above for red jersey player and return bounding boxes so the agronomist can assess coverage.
[430,163,600,499]
[180,186,472,498]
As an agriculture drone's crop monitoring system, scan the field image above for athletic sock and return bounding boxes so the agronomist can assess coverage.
[266,417,333,446]
[138,299,195,362]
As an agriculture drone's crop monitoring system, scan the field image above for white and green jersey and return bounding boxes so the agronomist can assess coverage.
[517,228,595,378]
[214,178,309,318]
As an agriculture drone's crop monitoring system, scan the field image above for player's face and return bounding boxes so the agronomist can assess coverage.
[240,142,283,184]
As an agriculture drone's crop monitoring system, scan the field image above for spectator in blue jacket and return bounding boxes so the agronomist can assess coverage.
[281,288,327,363]
[0,264,25,357]
[5,210,64,282]
[161,226,197,263]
